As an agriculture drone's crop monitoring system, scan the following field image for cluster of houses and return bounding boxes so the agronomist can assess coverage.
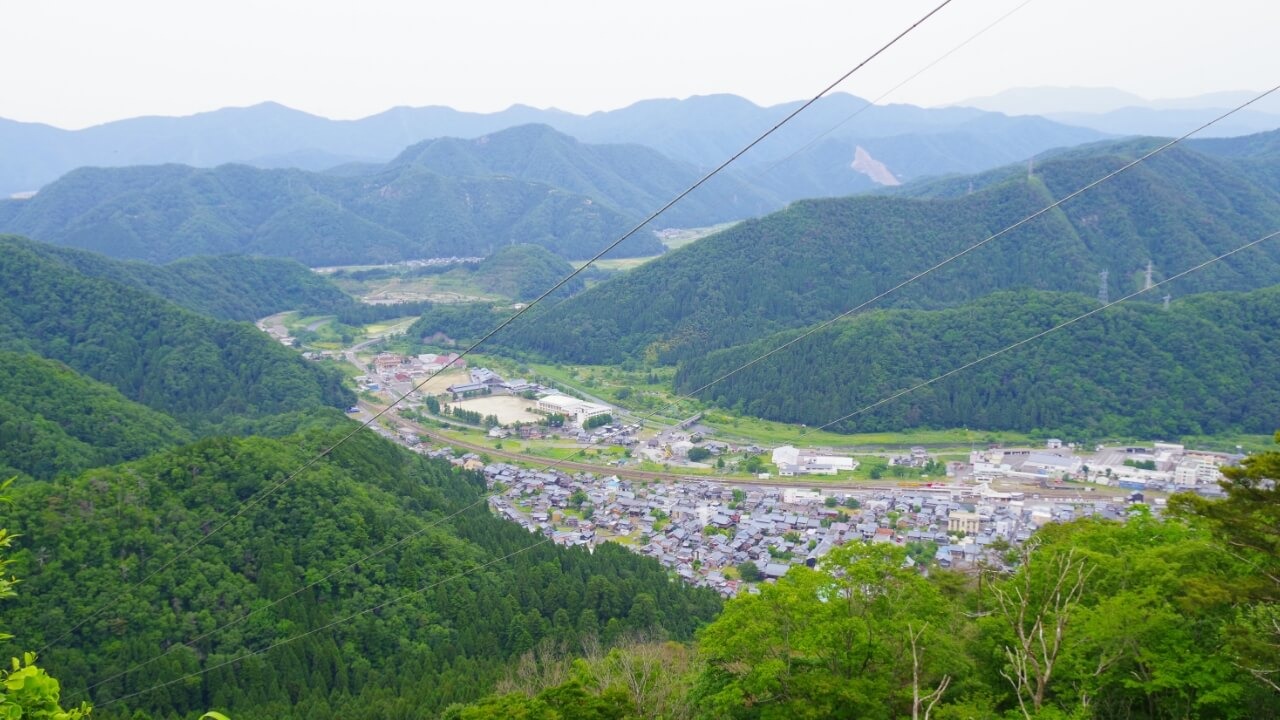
[368,352,468,385]
[964,440,1237,491]
[476,461,1148,597]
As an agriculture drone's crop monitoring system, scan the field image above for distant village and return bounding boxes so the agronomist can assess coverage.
[293,345,1243,597]
[403,436,1238,598]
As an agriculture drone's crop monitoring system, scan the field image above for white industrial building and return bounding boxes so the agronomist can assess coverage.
[535,394,612,426]
[771,446,858,476]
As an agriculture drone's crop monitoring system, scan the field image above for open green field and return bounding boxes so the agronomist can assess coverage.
[656,222,739,249]
[331,269,499,304]
[575,257,657,272]
[363,316,419,337]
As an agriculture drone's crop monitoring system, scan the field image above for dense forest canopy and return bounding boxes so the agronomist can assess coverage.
[0,239,353,427]
[0,351,192,480]
[1,235,353,321]
[675,287,1280,437]
[5,425,721,719]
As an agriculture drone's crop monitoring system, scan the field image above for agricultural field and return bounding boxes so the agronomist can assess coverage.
[414,368,469,395]
[450,394,543,424]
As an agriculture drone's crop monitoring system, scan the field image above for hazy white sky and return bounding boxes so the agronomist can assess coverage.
[2,0,1274,129]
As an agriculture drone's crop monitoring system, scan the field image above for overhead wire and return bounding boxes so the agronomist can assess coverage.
[55,0,960,692]
[804,228,1280,434]
[92,222,1280,709]
[753,0,1039,181]
[73,30,1280,709]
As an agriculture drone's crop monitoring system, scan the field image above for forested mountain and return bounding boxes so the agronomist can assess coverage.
[0,239,353,426]
[388,124,781,228]
[675,287,1280,437]
[0,154,659,264]
[0,93,1109,198]
[0,351,192,480]
[7,425,722,719]
[479,135,1280,364]
[473,243,582,302]
[1,236,352,321]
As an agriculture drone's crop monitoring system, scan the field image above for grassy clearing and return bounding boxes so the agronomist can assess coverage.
[656,222,739,249]
[363,316,419,337]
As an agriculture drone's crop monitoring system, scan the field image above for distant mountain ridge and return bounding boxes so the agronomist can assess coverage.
[954,86,1280,138]
[0,93,1109,199]
[0,131,667,264]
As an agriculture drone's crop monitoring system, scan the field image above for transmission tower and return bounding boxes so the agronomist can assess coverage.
[1163,294,1171,310]
[1098,270,1109,305]
[1144,260,1154,291]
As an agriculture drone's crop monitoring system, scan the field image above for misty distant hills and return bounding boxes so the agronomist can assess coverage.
[955,86,1280,138]
[0,93,1109,199]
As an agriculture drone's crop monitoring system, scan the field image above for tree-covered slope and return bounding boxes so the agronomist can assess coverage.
[0,158,660,265]
[2,235,352,321]
[495,140,1280,364]
[0,351,192,480]
[7,427,722,719]
[390,124,781,228]
[0,241,353,425]
[473,243,583,302]
[676,286,1280,437]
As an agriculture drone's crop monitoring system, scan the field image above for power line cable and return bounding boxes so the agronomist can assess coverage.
[754,0,1038,180]
[42,0,957,658]
[92,224,1280,710]
[518,83,1279,473]
[74,70,1279,706]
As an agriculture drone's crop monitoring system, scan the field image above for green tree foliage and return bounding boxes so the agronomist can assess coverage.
[677,287,1280,436]
[686,447,711,462]
[0,352,192,480]
[0,241,353,428]
[1173,432,1280,693]
[735,562,761,583]
[457,507,1280,719]
[584,415,613,430]
[1,236,353,322]
[7,426,720,719]
[474,244,584,302]
[493,139,1280,364]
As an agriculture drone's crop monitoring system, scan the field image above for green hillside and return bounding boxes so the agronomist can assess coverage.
[474,243,583,301]
[0,351,192,479]
[0,152,661,265]
[0,240,353,426]
[493,138,1280,364]
[2,236,352,321]
[391,123,781,228]
[676,287,1280,437]
[9,426,722,719]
